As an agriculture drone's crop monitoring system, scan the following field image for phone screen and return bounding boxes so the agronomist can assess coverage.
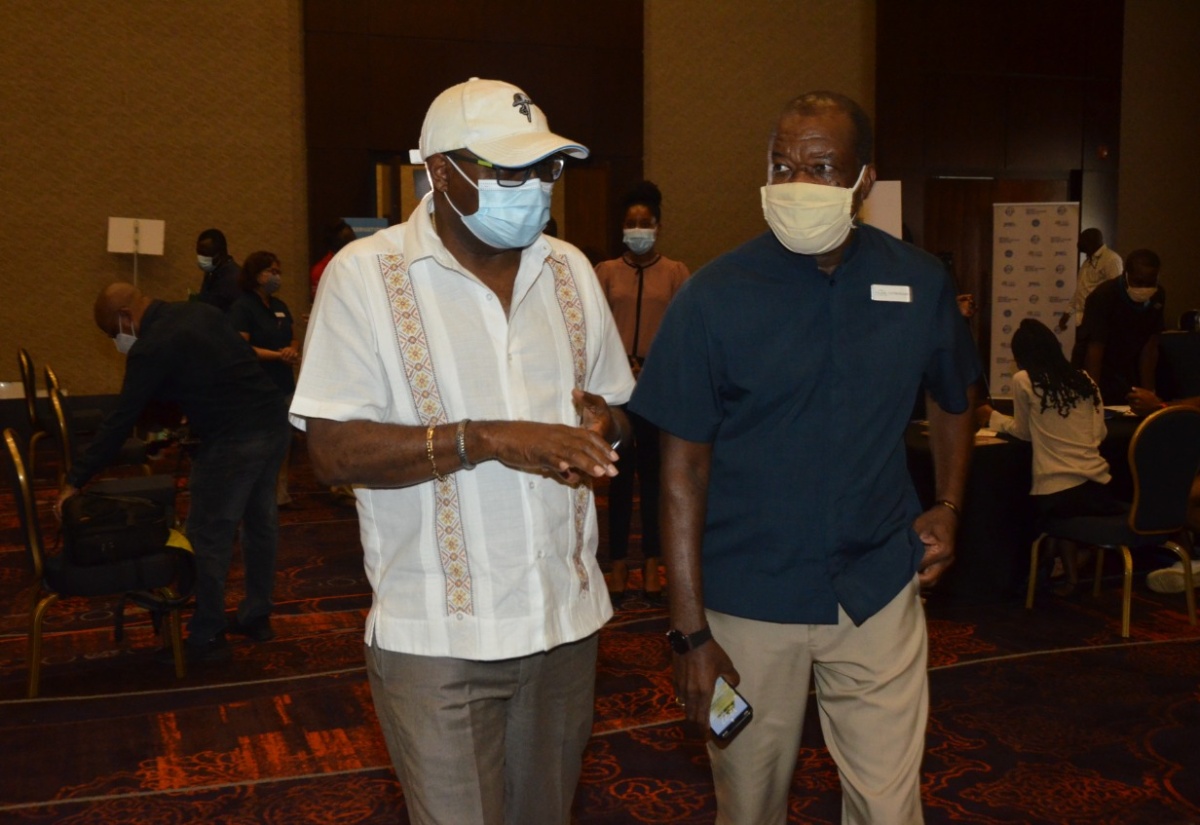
[709,675,753,741]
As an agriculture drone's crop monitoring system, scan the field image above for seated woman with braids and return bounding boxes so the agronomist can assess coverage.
[975,318,1126,593]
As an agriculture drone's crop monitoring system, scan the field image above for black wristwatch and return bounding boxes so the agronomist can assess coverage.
[667,626,713,654]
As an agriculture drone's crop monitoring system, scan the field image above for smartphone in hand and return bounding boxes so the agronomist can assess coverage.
[710,675,753,742]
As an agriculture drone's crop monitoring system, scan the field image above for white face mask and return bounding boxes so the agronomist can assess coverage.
[197,255,215,272]
[444,157,551,250]
[761,166,868,255]
[113,316,137,355]
[1126,283,1157,303]
[623,227,657,255]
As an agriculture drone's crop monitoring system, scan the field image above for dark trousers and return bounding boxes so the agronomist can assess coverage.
[607,410,661,562]
[185,423,291,643]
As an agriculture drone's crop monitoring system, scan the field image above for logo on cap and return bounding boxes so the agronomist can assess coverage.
[513,93,533,122]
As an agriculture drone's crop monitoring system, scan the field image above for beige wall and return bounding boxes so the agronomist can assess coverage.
[0,1,308,396]
[645,0,877,273]
[3,1,1193,400]
[1119,1,1200,325]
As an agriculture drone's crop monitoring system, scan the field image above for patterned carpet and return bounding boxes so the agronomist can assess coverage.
[2,438,1199,823]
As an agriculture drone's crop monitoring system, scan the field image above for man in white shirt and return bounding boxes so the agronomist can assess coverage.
[1058,227,1122,342]
[291,78,634,825]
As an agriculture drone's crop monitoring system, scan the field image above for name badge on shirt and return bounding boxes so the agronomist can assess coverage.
[274,311,287,319]
[871,284,911,303]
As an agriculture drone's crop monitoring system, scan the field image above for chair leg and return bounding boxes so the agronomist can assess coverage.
[1120,545,1133,638]
[1165,540,1197,627]
[1092,546,1105,598]
[1027,533,1047,609]
[27,592,60,699]
[167,603,186,679]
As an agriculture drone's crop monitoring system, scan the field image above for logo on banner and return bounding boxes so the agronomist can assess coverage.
[1030,235,1041,244]
[1029,295,1040,304]
[1005,207,1015,216]
[1032,219,1041,227]
[1005,250,1014,258]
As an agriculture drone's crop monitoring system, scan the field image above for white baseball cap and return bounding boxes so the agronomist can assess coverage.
[414,77,589,167]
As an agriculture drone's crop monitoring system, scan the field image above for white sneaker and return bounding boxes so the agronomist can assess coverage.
[1146,559,1200,594]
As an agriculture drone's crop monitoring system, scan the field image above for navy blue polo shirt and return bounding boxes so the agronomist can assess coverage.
[629,225,980,625]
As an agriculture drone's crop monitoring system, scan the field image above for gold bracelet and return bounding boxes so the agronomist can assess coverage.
[426,424,447,482]
[935,499,961,516]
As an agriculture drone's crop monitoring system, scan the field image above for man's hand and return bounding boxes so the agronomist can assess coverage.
[54,485,80,520]
[1056,311,1071,332]
[279,346,302,365]
[484,420,618,484]
[974,403,994,428]
[572,388,616,441]
[672,638,739,735]
[1128,387,1165,416]
[913,504,958,587]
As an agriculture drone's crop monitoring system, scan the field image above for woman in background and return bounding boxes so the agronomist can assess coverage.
[595,181,690,607]
[232,251,300,507]
[976,318,1124,592]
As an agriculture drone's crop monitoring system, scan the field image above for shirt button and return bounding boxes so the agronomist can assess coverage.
[456,612,464,620]
[537,551,545,559]
[528,481,535,489]
[486,294,494,301]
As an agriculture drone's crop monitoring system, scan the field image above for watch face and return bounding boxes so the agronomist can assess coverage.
[667,629,689,654]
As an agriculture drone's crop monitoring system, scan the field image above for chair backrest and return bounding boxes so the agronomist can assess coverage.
[1155,331,1200,400]
[47,387,74,476]
[3,428,45,580]
[17,348,40,432]
[1128,405,1200,534]
[44,364,60,396]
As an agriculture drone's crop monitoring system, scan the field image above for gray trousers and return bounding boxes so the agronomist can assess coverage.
[365,632,599,825]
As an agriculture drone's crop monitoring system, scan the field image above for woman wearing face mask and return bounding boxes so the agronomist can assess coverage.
[231,251,300,507]
[594,181,690,607]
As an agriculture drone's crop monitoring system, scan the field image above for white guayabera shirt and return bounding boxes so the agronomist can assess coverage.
[291,194,634,660]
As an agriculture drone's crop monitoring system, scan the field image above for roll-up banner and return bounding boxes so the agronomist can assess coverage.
[989,202,1079,398]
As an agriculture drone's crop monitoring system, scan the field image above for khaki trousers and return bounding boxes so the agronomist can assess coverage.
[707,578,928,825]
[365,633,598,825]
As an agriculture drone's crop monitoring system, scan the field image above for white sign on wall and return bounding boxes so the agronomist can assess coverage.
[989,202,1079,397]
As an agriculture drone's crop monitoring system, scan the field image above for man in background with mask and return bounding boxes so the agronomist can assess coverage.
[1058,227,1123,363]
[195,227,241,311]
[1079,248,1166,404]
[56,282,289,661]
[291,78,633,825]
[630,91,979,824]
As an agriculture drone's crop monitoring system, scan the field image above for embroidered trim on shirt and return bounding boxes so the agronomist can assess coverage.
[547,252,592,593]
[378,253,474,617]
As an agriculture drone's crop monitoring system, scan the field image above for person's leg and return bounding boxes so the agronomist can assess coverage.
[237,425,290,628]
[811,579,928,825]
[504,633,599,825]
[607,422,637,598]
[365,641,514,825]
[706,610,813,825]
[184,439,258,646]
[630,411,663,595]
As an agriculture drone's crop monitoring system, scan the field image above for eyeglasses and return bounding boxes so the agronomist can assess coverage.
[447,152,565,187]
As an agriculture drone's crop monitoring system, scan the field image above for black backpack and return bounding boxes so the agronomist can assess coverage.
[61,493,171,566]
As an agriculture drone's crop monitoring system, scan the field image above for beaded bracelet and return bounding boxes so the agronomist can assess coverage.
[456,419,476,470]
[426,424,447,482]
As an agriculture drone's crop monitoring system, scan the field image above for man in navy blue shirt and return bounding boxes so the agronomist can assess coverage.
[630,91,979,824]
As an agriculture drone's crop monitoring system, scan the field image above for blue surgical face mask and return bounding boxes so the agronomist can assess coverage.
[261,273,282,294]
[444,156,551,250]
[623,227,657,255]
[113,316,137,355]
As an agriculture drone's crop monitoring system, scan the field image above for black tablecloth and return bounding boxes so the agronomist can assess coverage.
[905,415,1138,600]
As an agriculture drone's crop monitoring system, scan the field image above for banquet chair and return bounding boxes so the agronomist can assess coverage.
[3,428,195,698]
[17,348,52,479]
[1025,406,1200,637]
[47,387,160,494]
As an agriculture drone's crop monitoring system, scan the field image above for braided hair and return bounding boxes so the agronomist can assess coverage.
[1010,318,1100,417]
